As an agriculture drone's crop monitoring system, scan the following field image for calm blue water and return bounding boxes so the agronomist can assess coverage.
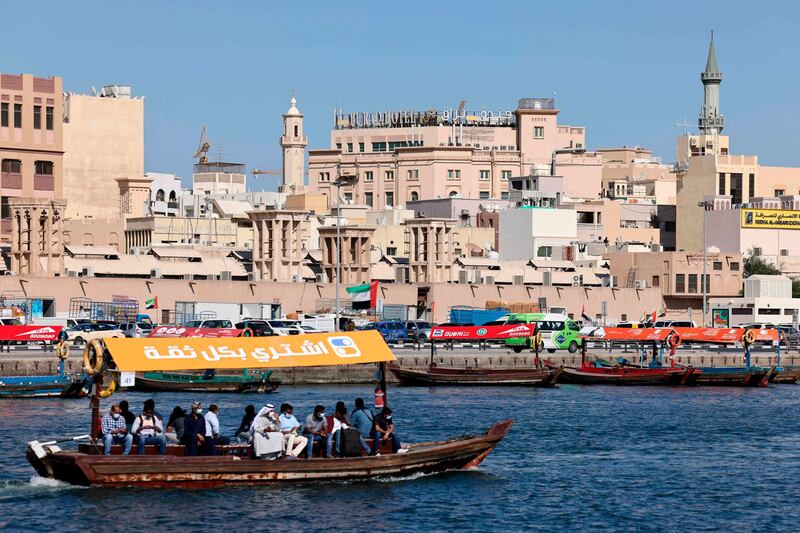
[2,384,800,532]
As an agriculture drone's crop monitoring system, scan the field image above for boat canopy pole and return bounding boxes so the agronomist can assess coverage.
[777,333,782,370]
[639,343,645,368]
[581,337,586,366]
[379,361,388,406]
[744,343,751,369]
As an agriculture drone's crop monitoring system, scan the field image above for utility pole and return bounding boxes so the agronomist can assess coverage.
[698,200,712,326]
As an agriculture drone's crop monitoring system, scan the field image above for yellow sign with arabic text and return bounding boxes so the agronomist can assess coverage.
[741,208,800,230]
[104,331,395,372]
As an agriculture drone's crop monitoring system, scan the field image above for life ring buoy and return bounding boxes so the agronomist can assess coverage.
[531,332,543,351]
[242,327,254,337]
[743,330,756,345]
[98,378,116,399]
[82,339,105,376]
[667,333,682,349]
[55,340,70,360]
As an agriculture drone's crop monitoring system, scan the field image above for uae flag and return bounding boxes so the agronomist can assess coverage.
[145,296,158,310]
[346,281,378,310]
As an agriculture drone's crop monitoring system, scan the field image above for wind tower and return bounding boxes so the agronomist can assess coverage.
[280,96,308,193]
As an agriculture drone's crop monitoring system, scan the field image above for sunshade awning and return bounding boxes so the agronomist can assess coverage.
[105,331,395,372]
[584,327,675,342]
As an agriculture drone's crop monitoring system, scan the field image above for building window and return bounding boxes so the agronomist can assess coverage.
[479,170,490,181]
[446,169,461,180]
[688,274,698,294]
[0,103,7,127]
[534,126,544,139]
[449,191,458,198]
[500,192,509,200]
[343,192,353,202]
[319,172,330,182]
[501,170,511,181]
[364,192,373,207]
[703,274,710,292]
[294,124,298,136]
[364,171,373,182]
[536,246,552,258]
[407,169,419,180]
[718,173,726,195]
[347,143,353,153]
[713,261,723,271]
[410,191,419,202]
[46,106,54,130]
[675,274,685,293]
[479,191,490,199]
[651,275,659,287]
[748,174,755,199]
[384,170,394,181]
[336,143,342,150]
[33,106,42,130]
[385,192,394,207]
[1,159,21,174]
[372,142,387,152]
[758,308,781,315]
[730,173,742,204]
[359,142,365,153]
[35,160,53,175]
[775,189,785,197]
[13,104,22,128]
[730,261,740,271]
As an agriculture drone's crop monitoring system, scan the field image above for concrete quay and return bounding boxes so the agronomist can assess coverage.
[0,346,795,385]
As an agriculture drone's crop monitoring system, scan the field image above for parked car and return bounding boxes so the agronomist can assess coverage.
[405,320,433,342]
[0,318,23,326]
[373,320,410,342]
[184,319,234,329]
[66,322,124,345]
[297,324,323,334]
[776,325,800,346]
[119,321,155,338]
[235,320,276,336]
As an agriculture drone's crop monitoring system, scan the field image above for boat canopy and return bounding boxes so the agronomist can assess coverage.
[105,331,395,372]
[674,327,778,344]
[582,327,676,342]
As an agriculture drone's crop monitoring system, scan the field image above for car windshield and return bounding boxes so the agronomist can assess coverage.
[137,322,153,329]
[269,321,293,328]
[413,322,431,329]
[184,321,202,327]
[538,321,565,331]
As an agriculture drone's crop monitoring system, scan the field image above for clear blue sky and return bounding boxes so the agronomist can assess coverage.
[4,1,799,191]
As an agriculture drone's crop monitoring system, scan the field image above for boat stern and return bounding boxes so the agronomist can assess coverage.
[26,440,55,479]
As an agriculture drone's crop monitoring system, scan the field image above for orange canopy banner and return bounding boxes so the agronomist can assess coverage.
[749,328,780,342]
[585,327,675,342]
[104,331,396,372]
[673,327,743,344]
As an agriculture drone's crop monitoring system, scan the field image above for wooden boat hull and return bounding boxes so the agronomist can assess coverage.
[694,367,773,387]
[29,420,513,487]
[389,365,561,387]
[0,375,81,399]
[132,372,280,393]
[552,365,700,386]
[772,367,800,384]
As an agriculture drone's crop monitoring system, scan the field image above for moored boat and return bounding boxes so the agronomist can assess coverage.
[390,365,561,387]
[132,370,280,393]
[0,336,83,398]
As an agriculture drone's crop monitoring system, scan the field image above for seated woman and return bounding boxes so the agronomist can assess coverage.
[251,404,283,460]
[165,406,186,445]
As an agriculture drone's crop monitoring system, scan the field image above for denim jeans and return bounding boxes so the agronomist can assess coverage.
[103,433,132,455]
[370,430,400,455]
[136,433,167,455]
[304,433,333,458]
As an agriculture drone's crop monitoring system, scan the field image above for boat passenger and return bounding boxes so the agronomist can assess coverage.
[205,404,231,446]
[370,407,400,456]
[182,401,208,456]
[143,399,163,422]
[331,401,350,456]
[118,400,136,431]
[132,404,167,455]
[100,404,133,455]
[278,403,307,457]
[251,404,283,460]
[165,406,186,444]
[350,398,374,437]
[303,405,332,458]
[235,405,256,443]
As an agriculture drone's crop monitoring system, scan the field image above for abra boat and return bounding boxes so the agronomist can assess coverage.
[133,369,280,393]
[389,323,561,386]
[551,327,702,386]
[0,340,83,398]
[26,331,511,487]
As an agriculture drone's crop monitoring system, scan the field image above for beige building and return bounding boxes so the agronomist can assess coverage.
[63,85,144,220]
[9,197,65,276]
[0,73,64,244]
[308,98,602,211]
[319,225,375,284]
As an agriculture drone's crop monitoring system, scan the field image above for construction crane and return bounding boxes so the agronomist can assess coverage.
[251,167,281,179]
[193,126,211,164]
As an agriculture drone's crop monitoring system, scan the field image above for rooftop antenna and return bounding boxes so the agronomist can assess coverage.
[674,117,691,136]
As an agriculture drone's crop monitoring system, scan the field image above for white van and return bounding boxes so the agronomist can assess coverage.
[300,314,336,333]
[33,317,91,329]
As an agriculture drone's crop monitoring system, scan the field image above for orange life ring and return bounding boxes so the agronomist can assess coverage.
[743,330,755,345]
[242,327,254,337]
[55,340,70,360]
[667,333,682,349]
[98,378,117,399]
[82,339,105,376]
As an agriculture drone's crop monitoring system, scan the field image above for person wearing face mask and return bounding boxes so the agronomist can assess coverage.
[370,407,400,456]
[182,401,208,456]
[100,404,133,455]
[251,404,283,460]
[132,404,167,455]
[303,405,332,458]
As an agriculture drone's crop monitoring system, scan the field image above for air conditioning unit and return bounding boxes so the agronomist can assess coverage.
[81,267,95,277]
[66,270,79,278]
[781,249,789,256]
[150,268,162,279]
[219,271,232,281]
[483,275,495,284]
[512,275,524,285]
[291,274,302,282]
[248,272,257,281]
[458,270,469,284]
[182,274,193,280]
[634,280,648,289]
[753,247,762,255]
[572,275,582,286]
[543,271,552,286]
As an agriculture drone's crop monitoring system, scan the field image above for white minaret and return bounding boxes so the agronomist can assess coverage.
[280,96,307,193]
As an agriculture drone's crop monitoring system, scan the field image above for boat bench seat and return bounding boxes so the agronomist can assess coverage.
[307,438,395,457]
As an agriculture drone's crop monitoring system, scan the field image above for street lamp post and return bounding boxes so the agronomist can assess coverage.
[698,200,712,327]
[333,172,357,330]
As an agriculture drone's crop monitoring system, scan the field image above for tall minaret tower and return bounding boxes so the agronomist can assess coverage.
[698,32,724,134]
[280,96,307,193]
